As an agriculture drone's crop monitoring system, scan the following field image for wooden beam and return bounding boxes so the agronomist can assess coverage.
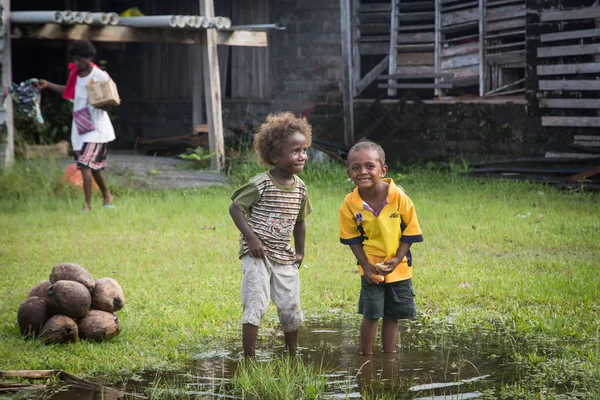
[378,82,453,89]
[479,0,486,97]
[541,6,600,22]
[441,8,479,27]
[379,72,453,79]
[537,43,600,58]
[388,0,399,97]
[340,0,354,145]
[441,53,479,69]
[540,98,600,109]
[355,55,389,95]
[542,116,600,127]
[352,0,361,99]
[434,0,442,97]
[537,63,600,75]
[12,23,267,46]
[200,0,224,170]
[539,80,600,91]
[1,0,15,168]
[541,28,600,43]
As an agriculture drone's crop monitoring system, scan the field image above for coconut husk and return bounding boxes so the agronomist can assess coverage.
[49,263,95,290]
[27,280,53,303]
[38,315,78,344]
[91,277,125,312]
[17,297,52,337]
[78,310,120,342]
[48,280,91,319]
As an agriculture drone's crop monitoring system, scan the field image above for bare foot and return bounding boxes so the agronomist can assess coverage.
[103,194,114,207]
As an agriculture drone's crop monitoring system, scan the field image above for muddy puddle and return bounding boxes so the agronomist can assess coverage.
[22,318,518,399]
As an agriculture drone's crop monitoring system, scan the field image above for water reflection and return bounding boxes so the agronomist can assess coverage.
[32,317,515,399]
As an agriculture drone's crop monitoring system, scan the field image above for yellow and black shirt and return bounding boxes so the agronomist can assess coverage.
[339,178,423,282]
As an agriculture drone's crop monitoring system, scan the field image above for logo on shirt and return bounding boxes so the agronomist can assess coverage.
[355,212,363,223]
[389,212,399,218]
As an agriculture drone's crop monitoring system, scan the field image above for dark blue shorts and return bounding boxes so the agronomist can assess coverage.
[358,277,416,320]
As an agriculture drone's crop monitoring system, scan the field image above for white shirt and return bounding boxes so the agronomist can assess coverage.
[71,67,116,151]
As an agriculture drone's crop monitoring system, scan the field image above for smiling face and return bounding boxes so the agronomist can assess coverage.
[272,131,308,175]
[346,148,388,190]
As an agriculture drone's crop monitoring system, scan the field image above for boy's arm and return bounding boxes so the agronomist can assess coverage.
[349,243,380,285]
[228,203,265,258]
[379,242,412,274]
[293,220,306,267]
[36,80,66,94]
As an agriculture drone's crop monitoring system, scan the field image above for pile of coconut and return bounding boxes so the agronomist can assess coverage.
[17,263,124,344]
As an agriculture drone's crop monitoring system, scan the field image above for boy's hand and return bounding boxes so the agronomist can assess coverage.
[35,79,49,90]
[295,253,304,268]
[247,237,265,259]
[363,264,382,284]
[377,258,401,275]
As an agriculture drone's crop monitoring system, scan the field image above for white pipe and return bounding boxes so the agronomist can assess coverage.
[61,10,75,24]
[107,12,120,26]
[119,15,179,28]
[214,17,226,29]
[201,16,211,29]
[9,11,63,24]
[185,15,197,28]
[221,17,232,29]
[74,12,85,24]
[175,15,187,28]
[90,12,110,25]
[81,12,93,24]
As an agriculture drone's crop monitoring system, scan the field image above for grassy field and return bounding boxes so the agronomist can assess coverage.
[1,158,599,398]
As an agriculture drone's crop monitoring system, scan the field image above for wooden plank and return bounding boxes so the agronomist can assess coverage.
[441,8,479,26]
[486,4,525,22]
[1,0,15,167]
[358,23,390,34]
[486,29,525,39]
[541,6,600,22]
[574,135,600,141]
[397,11,435,21]
[397,31,435,43]
[395,65,437,74]
[441,41,479,58]
[537,63,600,75]
[341,0,354,144]
[542,116,600,127]
[359,42,390,54]
[397,23,435,31]
[200,0,224,170]
[537,43,600,58]
[397,52,435,65]
[13,23,267,46]
[568,166,600,183]
[442,33,479,44]
[352,0,361,99]
[396,43,435,52]
[541,28,600,43]
[538,80,600,91]
[486,41,525,50]
[379,72,454,78]
[540,98,600,109]
[487,0,525,8]
[442,1,479,12]
[399,1,435,11]
[441,52,479,69]
[485,77,524,95]
[441,20,479,33]
[388,0,399,96]
[358,3,392,12]
[486,50,524,64]
[479,0,486,97]
[355,55,389,95]
[486,17,525,31]
[378,82,453,89]
[434,0,442,97]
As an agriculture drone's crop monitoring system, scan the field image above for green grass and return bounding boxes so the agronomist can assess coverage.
[1,159,599,398]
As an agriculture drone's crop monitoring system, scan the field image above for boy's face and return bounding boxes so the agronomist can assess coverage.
[72,56,92,72]
[347,148,388,190]
[273,131,308,175]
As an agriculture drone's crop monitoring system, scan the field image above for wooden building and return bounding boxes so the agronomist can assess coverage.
[2,0,600,170]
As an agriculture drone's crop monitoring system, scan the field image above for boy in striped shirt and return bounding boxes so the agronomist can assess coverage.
[229,112,313,358]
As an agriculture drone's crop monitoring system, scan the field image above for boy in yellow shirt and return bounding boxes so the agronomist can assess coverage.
[339,141,423,355]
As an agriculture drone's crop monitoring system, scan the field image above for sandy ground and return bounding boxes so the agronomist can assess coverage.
[57,150,227,189]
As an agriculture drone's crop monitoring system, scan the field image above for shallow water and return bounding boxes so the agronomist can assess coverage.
[27,318,517,399]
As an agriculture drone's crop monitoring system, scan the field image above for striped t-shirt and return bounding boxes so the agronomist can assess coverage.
[231,171,312,264]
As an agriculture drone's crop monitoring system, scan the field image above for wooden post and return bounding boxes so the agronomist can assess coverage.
[351,0,361,97]
[192,47,205,128]
[387,0,398,97]
[434,0,441,97]
[478,0,486,97]
[1,0,14,168]
[199,0,224,170]
[340,0,355,146]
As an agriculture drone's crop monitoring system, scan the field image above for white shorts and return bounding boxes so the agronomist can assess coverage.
[241,255,303,332]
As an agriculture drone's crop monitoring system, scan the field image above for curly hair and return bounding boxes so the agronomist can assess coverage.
[68,40,97,59]
[253,112,313,165]
[347,140,386,166]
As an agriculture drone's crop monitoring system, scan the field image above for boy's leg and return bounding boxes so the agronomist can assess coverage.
[360,317,378,355]
[91,170,113,205]
[243,323,259,358]
[283,330,298,356]
[80,167,93,211]
[381,318,398,353]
